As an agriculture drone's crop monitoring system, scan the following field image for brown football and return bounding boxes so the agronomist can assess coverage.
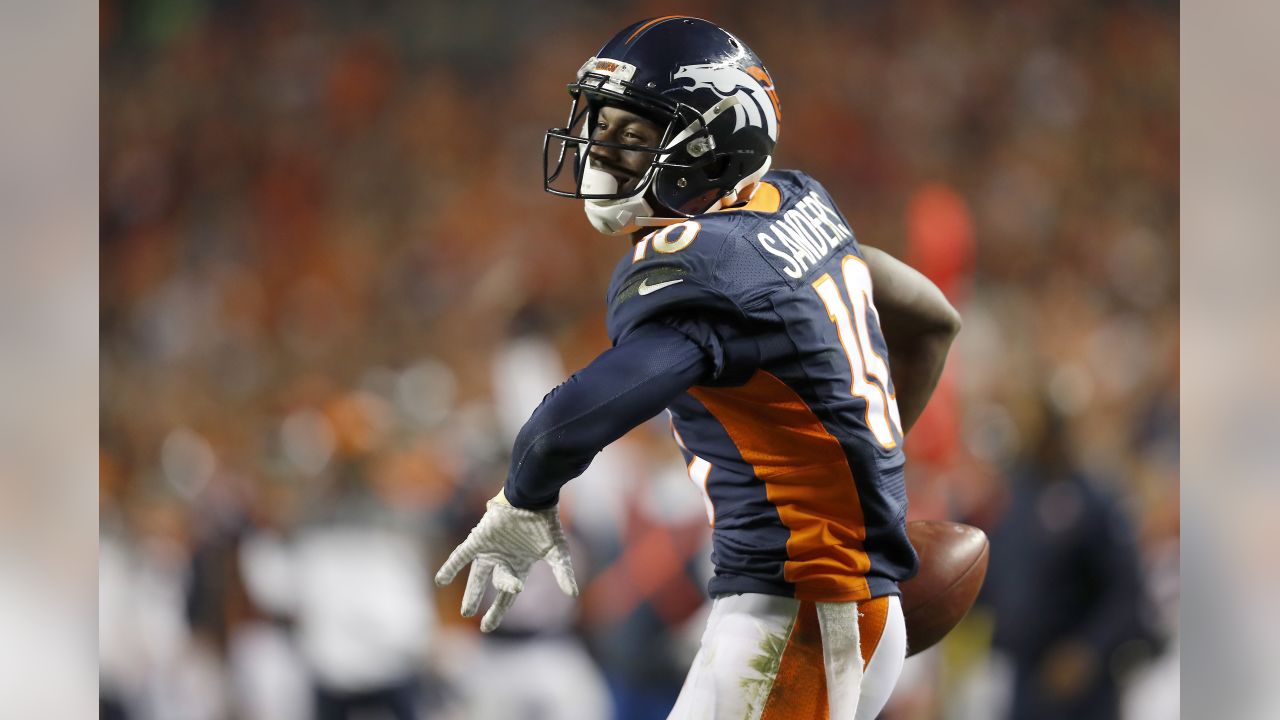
[900,520,989,656]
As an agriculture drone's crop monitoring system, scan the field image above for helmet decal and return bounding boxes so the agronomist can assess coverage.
[746,66,782,129]
[672,62,780,141]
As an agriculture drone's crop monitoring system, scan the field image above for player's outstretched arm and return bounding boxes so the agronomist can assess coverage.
[861,245,961,435]
[435,322,713,631]
[502,322,713,509]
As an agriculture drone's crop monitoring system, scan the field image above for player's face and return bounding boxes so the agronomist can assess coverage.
[588,104,662,195]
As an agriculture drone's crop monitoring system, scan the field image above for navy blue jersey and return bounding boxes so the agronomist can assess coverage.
[605,170,917,602]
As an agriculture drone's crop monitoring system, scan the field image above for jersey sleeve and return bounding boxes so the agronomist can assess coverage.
[606,260,742,342]
[503,323,713,510]
[607,219,750,332]
[605,217,788,386]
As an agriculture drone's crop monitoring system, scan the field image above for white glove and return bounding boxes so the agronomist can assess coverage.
[434,491,579,633]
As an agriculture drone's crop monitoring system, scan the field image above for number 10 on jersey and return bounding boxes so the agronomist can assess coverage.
[812,256,904,449]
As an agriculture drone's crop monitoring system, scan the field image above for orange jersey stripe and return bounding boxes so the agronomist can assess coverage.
[625,15,687,44]
[760,601,828,719]
[857,595,890,669]
[690,371,872,601]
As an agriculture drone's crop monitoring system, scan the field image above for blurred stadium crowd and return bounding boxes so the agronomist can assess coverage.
[100,1,1178,718]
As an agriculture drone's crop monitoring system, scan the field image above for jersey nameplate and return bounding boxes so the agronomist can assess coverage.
[754,191,854,280]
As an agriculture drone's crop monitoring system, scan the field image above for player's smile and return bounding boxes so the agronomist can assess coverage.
[589,104,662,194]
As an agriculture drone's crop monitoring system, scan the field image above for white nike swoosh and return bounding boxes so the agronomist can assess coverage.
[637,278,684,296]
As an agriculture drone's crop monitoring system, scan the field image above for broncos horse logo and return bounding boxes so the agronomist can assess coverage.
[672,63,781,141]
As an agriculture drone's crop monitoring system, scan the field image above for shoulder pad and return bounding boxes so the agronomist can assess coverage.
[606,220,741,342]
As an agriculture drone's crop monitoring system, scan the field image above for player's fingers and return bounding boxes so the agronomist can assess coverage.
[547,542,579,597]
[460,557,494,617]
[480,591,518,633]
[491,562,524,595]
[434,539,477,587]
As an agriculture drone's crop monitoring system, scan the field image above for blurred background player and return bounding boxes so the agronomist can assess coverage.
[977,401,1163,720]
[435,17,962,719]
[236,468,437,720]
[99,1,1180,718]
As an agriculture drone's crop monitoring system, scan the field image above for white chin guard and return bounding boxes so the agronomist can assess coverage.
[581,164,657,235]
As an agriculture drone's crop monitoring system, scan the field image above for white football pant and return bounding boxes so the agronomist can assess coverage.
[668,593,906,720]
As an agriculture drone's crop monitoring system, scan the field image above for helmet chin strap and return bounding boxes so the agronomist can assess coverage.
[583,97,743,236]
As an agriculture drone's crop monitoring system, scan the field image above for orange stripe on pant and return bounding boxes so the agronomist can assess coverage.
[857,596,890,670]
[761,601,827,720]
[758,598,893,720]
[689,370,872,601]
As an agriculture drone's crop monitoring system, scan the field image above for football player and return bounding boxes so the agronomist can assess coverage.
[436,17,961,719]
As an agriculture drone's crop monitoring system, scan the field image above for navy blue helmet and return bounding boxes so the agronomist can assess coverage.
[543,17,782,234]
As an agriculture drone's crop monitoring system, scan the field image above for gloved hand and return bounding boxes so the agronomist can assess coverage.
[434,491,579,632]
